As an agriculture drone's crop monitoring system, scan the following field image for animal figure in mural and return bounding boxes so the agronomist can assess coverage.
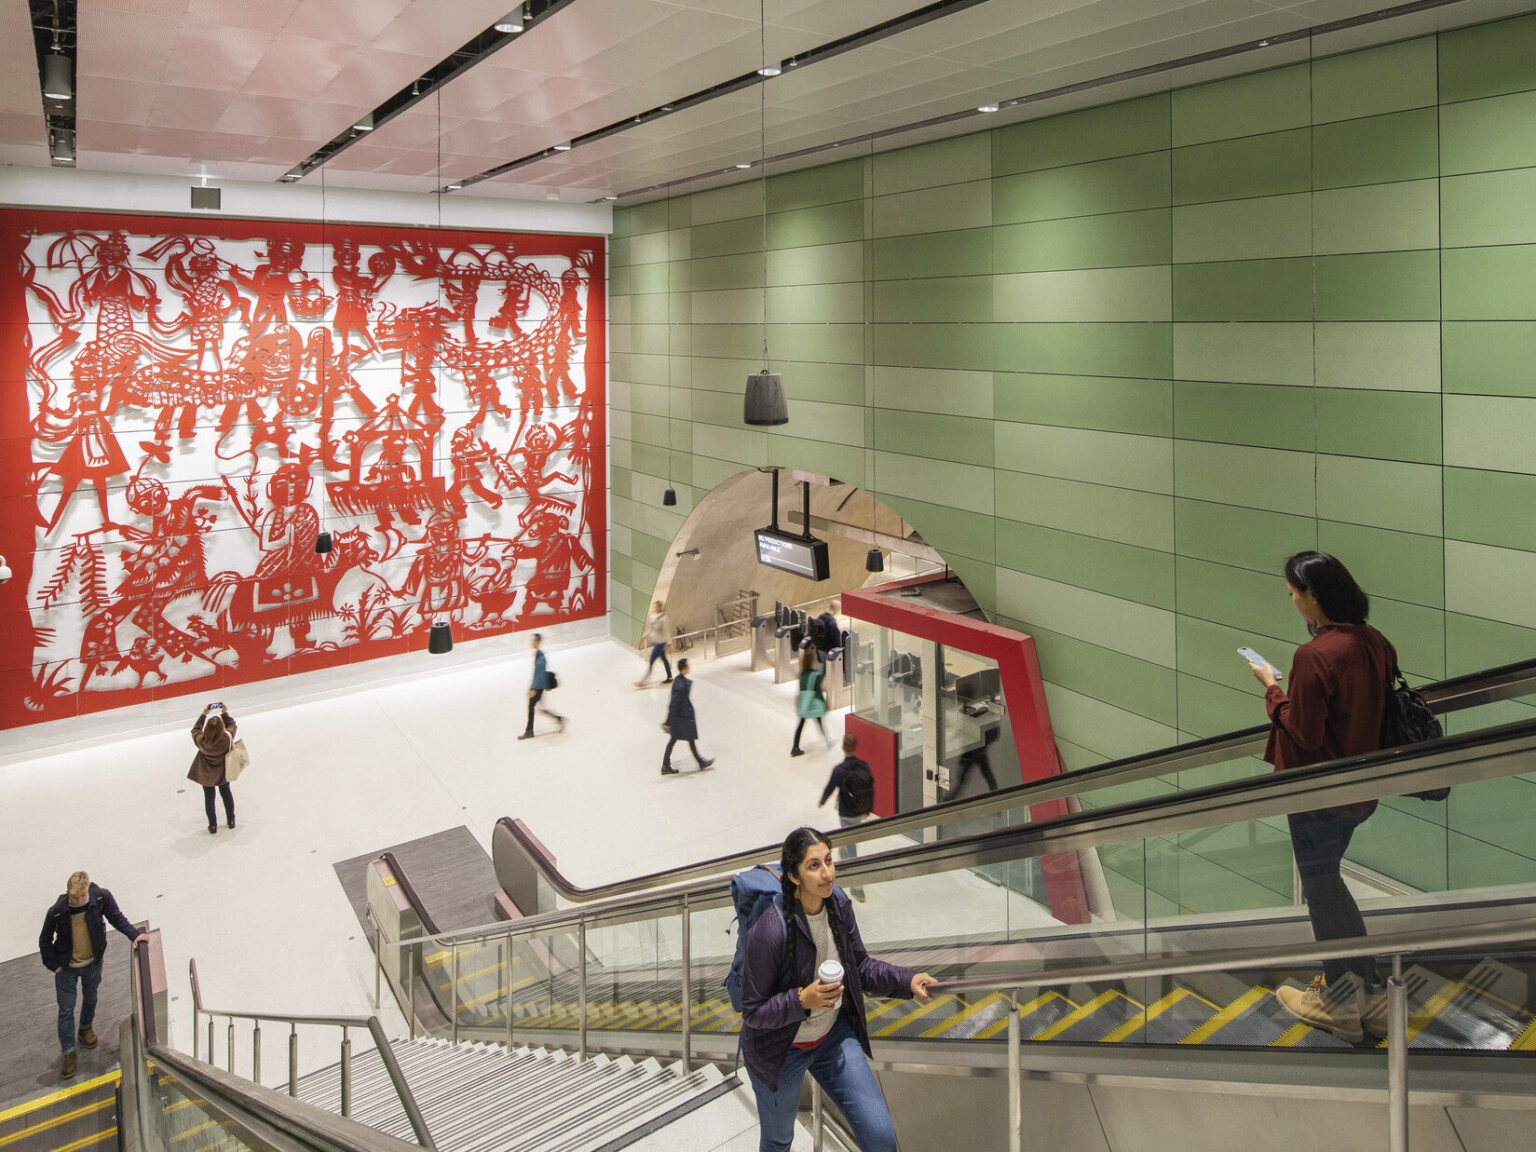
[11,219,604,724]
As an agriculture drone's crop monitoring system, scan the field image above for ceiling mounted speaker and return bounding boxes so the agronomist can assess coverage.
[866,547,885,573]
[314,531,333,554]
[662,488,677,506]
[42,54,72,102]
[428,621,453,654]
[744,371,787,426]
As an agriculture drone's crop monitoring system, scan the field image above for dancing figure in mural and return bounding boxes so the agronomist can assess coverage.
[76,475,226,689]
[11,218,604,731]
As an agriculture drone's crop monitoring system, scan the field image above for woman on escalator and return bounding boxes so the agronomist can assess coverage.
[740,827,936,1152]
[1247,551,1394,1044]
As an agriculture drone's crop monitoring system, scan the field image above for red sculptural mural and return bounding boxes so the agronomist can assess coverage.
[0,210,607,730]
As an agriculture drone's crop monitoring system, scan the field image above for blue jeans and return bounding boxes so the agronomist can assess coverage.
[839,814,865,860]
[646,643,671,679]
[748,1014,897,1152]
[55,960,103,1054]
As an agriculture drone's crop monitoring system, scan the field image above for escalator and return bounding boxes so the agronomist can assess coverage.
[375,659,1536,1148]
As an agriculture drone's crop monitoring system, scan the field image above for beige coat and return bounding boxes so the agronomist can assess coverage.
[188,712,237,787]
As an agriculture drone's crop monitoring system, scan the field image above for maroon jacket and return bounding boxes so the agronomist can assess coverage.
[740,889,914,1090]
[1264,624,1396,817]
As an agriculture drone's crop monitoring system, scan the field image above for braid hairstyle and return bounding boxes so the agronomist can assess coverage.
[778,826,843,985]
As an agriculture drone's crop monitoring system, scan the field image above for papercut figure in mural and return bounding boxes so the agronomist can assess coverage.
[6,214,605,729]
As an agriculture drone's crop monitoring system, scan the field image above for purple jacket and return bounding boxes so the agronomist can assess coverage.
[740,889,914,1090]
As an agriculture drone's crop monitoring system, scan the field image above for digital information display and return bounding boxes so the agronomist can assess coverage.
[755,527,831,581]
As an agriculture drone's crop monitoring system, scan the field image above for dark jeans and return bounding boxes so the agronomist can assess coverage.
[1289,809,1379,988]
[55,960,103,1054]
[952,748,998,795]
[663,737,706,767]
[646,643,671,679]
[792,716,826,751]
[525,689,561,734]
[203,783,234,828]
[747,1014,896,1152]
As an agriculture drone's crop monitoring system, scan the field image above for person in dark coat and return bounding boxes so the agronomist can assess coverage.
[189,703,237,834]
[741,827,935,1152]
[660,658,714,774]
[819,734,875,900]
[1249,551,1396,1044]
[519,632,564,739]
[39,872,147,1080]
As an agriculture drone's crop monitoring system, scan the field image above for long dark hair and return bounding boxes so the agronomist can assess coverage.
[1283,551,1369,626]
[778,826,845,977]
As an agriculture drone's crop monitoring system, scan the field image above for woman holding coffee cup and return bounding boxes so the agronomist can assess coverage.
[739,827,937,1152]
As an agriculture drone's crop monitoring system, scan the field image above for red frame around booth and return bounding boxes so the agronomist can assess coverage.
[841,573,1090,924]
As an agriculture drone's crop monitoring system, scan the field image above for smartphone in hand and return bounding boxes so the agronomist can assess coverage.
[1238,647,1281,679]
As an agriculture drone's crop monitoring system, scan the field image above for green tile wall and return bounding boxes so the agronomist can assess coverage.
[607,14,1536,893]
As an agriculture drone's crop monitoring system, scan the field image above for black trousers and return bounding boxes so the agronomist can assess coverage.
[1289,808,1378,988]
[203,783,234,828]
[792,716,826,751]
[525,689,561,734]
[663,736,706,766]
[952,747,999,795]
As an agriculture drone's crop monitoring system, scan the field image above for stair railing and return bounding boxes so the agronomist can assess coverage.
[924,917,1536,1152]
[189,958,437,1151]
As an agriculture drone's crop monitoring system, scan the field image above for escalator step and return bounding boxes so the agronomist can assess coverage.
[871,995,965,1038]
[1101,988,1221,1045]
[1179,985,1348,1048]
[1032,990,1142,1043]
[918,993,1013,1040]
[975,991,1077,1041]
[1402,962,1533,1050]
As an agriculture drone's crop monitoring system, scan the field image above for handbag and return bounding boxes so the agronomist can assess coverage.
[546,670,559,689]
[225,738,250,782]
[1380,666,1447,801]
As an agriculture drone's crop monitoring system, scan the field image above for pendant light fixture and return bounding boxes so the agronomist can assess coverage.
[428,621,454,654]
[315,166,333,554]
[863,139,883,575]
[743,0,788,427]
[662,181,678,507]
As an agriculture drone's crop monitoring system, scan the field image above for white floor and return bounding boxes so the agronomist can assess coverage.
[0,636,898,1079]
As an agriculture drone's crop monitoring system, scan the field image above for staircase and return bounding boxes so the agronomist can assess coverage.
[0,1073,119,1152]
[296,1039,750,1152]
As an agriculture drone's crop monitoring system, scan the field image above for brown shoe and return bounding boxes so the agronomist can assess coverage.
[1276,976,1363,1044]
[78,1026,98,1049]
[61,1051,77,1079]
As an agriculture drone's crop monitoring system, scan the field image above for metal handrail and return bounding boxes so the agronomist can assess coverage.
[487,656,1536,907]
[189,958,436,1150]
[402,708,1536,950]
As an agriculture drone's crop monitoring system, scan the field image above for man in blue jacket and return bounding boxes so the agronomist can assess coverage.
[519,632,565,739]
[39,872,147,1079]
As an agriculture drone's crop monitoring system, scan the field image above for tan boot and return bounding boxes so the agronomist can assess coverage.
[1360,990,1389,1039]
[61,1051,77,1079]
[78,1026,98,1049]
[1275,976,1364,1043]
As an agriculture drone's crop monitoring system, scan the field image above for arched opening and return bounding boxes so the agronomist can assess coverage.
[644,468,955,641]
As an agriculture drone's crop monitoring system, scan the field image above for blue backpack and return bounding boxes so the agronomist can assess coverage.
[723,865,786,1013]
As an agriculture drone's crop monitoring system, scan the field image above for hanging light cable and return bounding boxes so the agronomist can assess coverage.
[864,139,882,574]
[663,181,677,506]
[316,164,334,553]
[743,0,787,426]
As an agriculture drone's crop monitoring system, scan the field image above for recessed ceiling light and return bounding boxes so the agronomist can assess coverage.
[553,142,572,151]
[604,195,618,201]
[445,182,462,191]
[546,189,560,201]
[662,103,675,111]
[978,103,1000,113]
[736,162,752,169]
[757,66,781,77]
[354,113,374,132]
[494,17,524,33]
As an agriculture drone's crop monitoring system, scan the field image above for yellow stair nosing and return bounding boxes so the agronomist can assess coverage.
[0,1097,116,1148]
[1032,990,1134,1043]
[872,994,960,1038]
[918,993,1009,1040]
[0,1074,121,1125]
[1179,986,1271,1046]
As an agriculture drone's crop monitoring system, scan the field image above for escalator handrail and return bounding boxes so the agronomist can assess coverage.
[925,917,1536,999]
[404,712,1536,948]
[380,851,442,937]
[488,656,1536,907]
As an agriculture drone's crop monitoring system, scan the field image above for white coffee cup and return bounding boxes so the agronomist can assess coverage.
[819,960,844,1010]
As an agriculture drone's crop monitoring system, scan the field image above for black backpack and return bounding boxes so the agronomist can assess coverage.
[1381,665,1448,801]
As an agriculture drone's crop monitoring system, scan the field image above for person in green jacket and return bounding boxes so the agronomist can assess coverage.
[791,644,831,757]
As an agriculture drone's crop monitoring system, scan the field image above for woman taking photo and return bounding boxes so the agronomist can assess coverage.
[790,645,830,757]
[741,827,936,1152]
[1247,551,1394,1042]
[189,704,237,835]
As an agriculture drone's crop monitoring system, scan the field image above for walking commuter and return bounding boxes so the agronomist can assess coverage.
[790,645,831,757]
[637,600,673,686]
[819,734,875,900]
[1248,551,1395,1043]
[39,872,148,1080]
[519,632,564,740]
[741,827,936,1152]
[660,658,714,774]
[189,703,237,834]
